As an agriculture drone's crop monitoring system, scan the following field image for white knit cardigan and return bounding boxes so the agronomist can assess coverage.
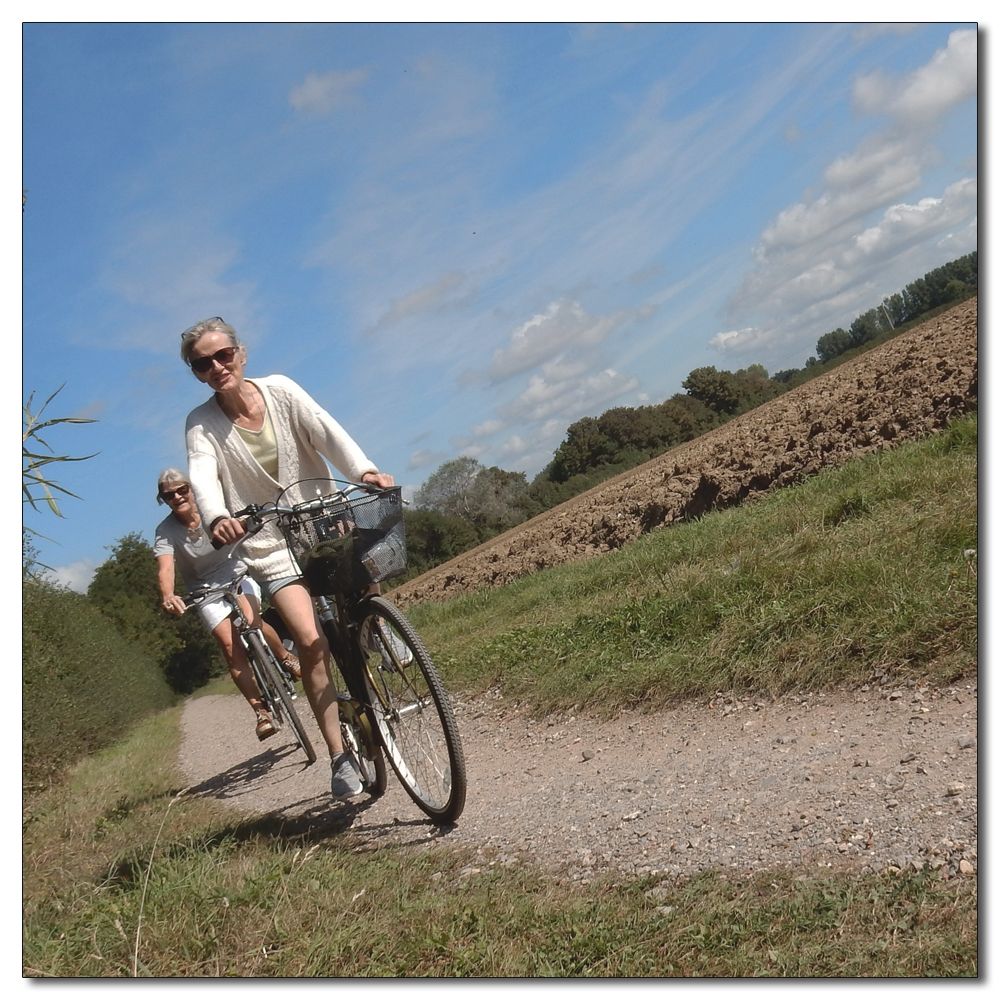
[185,374,379,583]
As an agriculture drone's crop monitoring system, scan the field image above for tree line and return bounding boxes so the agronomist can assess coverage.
[402,252,978,577]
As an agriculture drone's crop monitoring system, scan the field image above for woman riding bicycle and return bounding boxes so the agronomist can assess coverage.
[153,467,301,741]
[180,317,394,800]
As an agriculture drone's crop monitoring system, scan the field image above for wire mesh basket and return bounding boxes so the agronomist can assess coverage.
[279,488,407,595]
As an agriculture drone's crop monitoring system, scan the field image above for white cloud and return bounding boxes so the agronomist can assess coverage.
[850,178,977,259]
[406,448,446,471]
[717,31,977,360]
[500,367,639,424]
[479,300,630,384]
[853,29,977,126]
[710,327,759,352]
[471,418,504,438]
[289,69,369,114]
[371,271,471,328]
[45,559,97,594]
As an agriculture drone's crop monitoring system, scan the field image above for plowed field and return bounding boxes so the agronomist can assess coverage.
[390,297,978,607]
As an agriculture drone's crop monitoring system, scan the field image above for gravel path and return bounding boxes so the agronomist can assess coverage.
[178,677,977,883]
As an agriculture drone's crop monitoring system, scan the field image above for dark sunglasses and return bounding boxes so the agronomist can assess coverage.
[159,484,191,501]
[190,346,238,374]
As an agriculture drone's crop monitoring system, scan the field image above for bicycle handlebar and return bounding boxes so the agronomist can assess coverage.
[212,480,396,549]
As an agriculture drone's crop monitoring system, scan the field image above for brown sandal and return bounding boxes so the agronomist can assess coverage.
[255,710,276,741]
[281,654,302,680]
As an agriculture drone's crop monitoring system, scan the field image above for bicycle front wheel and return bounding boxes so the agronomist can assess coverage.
[246,631,317,765]
[358,597,466,823]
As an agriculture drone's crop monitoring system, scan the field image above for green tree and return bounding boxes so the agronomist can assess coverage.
[682,366,744,416]
[549,416,614,482]
[87,533,221,694]
[413,457,529,534]
[815,328,852,363]
[402,508,481,577]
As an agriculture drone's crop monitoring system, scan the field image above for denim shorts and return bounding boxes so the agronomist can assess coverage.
[259,574,305,603]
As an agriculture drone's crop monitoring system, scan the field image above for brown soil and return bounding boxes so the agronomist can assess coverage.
[389,297,977,608]
[178,298,978,883]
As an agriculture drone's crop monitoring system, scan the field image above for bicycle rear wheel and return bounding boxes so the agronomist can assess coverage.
[358,597,466,824]
[246,631,317,765]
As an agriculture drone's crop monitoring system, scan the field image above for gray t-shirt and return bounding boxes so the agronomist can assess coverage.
[153,515,247,592]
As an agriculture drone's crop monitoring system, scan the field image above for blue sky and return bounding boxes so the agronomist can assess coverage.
[21,20,978,592]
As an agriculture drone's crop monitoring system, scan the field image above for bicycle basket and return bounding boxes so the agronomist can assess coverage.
[280,488,407,594]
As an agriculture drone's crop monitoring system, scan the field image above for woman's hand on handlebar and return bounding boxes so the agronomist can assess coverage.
[161,594,186,617]
[211,516,247,547]
[361,471,395,489]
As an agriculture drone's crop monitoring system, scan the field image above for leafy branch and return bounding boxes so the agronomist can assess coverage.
[23,384,98,530]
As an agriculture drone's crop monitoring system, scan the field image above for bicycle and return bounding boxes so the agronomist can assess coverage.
[234,479,467,824]
[183,573,317,765]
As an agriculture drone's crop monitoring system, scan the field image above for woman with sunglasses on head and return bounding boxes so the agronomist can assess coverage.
[180,317,395,800]
[153,468,301,741]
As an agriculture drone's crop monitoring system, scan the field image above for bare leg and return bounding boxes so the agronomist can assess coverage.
[212,614,265,714]
[242,594,297,669]
[268,581,343,756]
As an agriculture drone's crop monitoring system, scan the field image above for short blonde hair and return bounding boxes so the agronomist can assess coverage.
[156,468,188,503]
[179,316,242,367]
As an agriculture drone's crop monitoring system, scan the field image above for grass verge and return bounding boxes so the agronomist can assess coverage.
[408,415,977,716]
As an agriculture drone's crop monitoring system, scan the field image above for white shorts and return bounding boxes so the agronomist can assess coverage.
[196,577,262,633]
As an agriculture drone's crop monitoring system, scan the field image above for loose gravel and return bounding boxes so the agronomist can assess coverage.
[178,676,977,884]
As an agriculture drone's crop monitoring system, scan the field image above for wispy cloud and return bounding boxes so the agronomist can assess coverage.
[99,214,260,353]
[289,69,369,114]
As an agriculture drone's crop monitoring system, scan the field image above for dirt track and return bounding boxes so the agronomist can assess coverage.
[178,299,977,882]
[389,297,977,608]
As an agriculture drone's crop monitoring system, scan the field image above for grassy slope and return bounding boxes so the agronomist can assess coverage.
[23,416,978,977]
[409,414,977,717]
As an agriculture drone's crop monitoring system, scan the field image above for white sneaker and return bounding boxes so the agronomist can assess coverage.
[330,752,363,799]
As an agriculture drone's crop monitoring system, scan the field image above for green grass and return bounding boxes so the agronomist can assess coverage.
[23,416,978,977]
[407,414,977,716]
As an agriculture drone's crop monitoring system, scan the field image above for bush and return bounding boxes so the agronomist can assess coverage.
[22,577,176,793]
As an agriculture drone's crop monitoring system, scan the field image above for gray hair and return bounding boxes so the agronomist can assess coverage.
[179,316,242,367]
[156,468,188,504]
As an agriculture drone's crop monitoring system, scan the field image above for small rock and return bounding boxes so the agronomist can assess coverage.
[959,860,975,875]
[957,735,976,750]
[581,749,595,761]
[946,783,966,797]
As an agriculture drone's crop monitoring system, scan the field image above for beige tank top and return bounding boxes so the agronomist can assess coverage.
[235,405,279,480]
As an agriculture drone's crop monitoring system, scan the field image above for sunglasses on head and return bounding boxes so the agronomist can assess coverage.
[190,346,238,374]
[159,484,191,501]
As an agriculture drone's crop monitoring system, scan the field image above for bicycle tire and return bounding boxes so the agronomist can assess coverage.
[358,596,466,823]
[321,618,387,797]
[246,631,317,765]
